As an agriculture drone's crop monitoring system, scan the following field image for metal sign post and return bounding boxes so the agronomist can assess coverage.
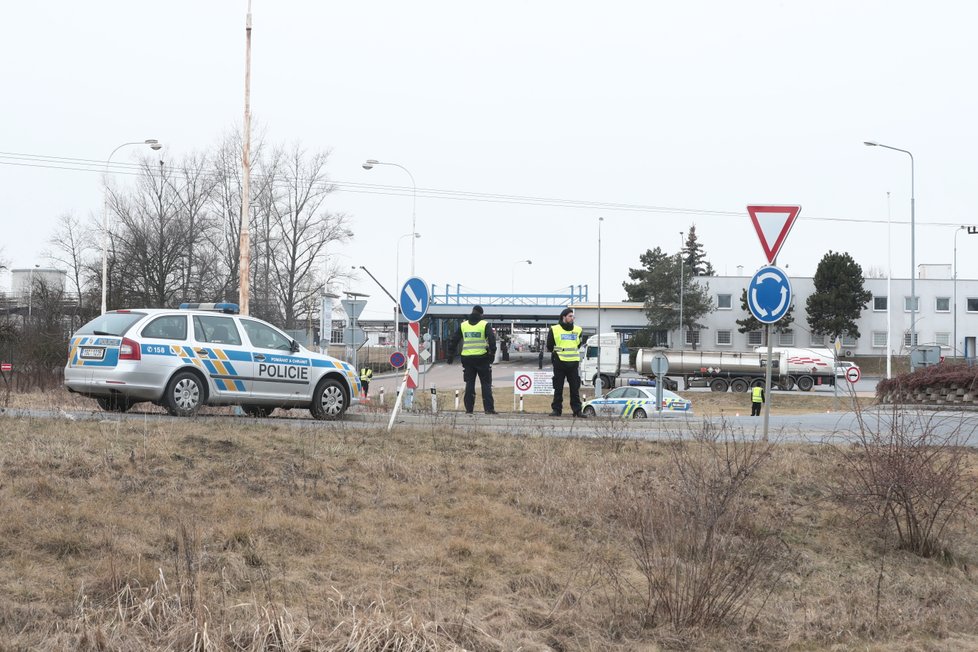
[747,264,793,442]
[399,277,430,410]
[650,351,669,418]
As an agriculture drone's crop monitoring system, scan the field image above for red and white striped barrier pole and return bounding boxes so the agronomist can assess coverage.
[406,321,420,409]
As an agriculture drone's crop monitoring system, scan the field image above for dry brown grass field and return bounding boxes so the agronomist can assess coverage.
[2,410,978,651]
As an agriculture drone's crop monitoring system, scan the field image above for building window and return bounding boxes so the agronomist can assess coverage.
[968,298,978,312]
[842,334,858,347]
[716,293,732,310]
[903,332,919,347]
[872,331,887,348]
[778,330,795,346]
[684,330,701,347]
[935,332,951,348]
[716,330,732,346]
[810,332,827,347]
[936,297,950,313]
[747,330,763,346]
[904,296,919,312]
[873,296,888,311]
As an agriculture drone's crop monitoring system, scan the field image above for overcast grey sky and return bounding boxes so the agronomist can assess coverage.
[2,1,977,320]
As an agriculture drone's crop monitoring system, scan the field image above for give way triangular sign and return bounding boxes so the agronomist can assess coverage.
[747,204,802,264]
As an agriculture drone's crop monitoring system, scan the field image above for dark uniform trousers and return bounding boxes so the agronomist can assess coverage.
[462,357,495,413]
[552,360,582,415]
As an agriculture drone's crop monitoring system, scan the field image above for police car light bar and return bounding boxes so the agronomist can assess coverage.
[178,302,240,314]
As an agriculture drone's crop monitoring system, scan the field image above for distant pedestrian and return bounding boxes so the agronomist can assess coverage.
[446,305,498,414]
[751,385,764,416]
[547,308,586,417]
[359,367,373,397]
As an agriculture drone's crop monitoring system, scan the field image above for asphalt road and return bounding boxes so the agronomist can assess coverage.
[4,403,975,446]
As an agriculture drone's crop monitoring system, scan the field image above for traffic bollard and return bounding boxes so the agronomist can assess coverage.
[519,395,523,412]
[454,389,459,411]
[379,387,385,406]
[430,387,438,414]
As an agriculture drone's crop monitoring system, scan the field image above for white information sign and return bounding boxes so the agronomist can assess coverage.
[513,369,554,396]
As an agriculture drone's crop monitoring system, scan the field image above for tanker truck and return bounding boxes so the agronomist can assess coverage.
[634,348,836,392]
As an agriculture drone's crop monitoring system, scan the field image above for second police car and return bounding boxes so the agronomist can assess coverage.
[581,386,692,419]
[64,303,360,419]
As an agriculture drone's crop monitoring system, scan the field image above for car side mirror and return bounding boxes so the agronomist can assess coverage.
[290,340,300,353]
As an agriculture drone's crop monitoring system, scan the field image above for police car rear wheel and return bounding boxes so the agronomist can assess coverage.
[166,372,204,417]
[633,407,648,419]
[311,379,346,420]
[582,405,596,418]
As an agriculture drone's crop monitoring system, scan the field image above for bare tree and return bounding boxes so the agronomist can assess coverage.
[44,212,93,309]
[266,145,351,330]
[167,153,220,303]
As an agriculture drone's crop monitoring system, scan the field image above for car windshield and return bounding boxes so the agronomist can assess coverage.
[75,312,146,336]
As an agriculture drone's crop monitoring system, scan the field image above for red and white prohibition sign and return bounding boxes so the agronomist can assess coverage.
[845,366,861,384]
[515,373,533,393]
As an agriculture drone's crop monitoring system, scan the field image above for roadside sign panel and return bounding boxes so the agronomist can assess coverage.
[0,363,11,372]
[514,369,553,395]
[650,352,669,377]
[747,205,801,264]
[845,366,861,384]
[399,277,430,322]
[389,351,405,368]
[747,266,792,324]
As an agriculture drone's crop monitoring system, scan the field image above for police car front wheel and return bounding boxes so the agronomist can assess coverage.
[310,378,347,420]
[165,371,205,417]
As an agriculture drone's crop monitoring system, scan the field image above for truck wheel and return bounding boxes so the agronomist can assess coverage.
[796,375,815,392]
[665,378,679,392]
[751,379,766,388]
[600,374,615,390]
[165,371,205,417]
[710,378,729,392]
[730,378,749,393]
[310,378,348,420]
[779,376,795,391]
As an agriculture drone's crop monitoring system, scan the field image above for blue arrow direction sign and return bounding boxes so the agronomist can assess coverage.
[747,266,792,324]
[399,276,430,322]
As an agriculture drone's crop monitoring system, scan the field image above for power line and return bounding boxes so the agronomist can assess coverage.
[0,150,971,228]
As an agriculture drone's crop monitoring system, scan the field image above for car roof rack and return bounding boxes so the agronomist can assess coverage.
[178,302,240,314]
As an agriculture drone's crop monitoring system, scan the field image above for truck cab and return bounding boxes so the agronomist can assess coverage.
[579,332,625,388]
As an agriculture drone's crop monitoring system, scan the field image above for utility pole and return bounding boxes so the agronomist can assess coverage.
[238,0,253,315]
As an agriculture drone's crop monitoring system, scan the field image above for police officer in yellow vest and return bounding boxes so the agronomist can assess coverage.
[446,305,498,414]
[359,366,373,397]
[547,307,585,417]
[751,385,764,416]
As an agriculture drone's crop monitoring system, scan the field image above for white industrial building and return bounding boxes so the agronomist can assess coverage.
[571,272,978,358]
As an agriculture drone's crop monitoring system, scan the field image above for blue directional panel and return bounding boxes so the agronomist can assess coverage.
[399,276,430,322]
[747,266,792,324]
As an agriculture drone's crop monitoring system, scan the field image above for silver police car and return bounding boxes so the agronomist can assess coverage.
[64,303,360,419]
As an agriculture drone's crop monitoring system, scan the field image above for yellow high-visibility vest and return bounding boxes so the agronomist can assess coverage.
[460,320,489,356]
[551,324,582,362]
[360,368,373,382]
[751,386,763,403]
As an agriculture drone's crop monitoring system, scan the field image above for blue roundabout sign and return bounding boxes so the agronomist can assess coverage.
[747,265,792,324]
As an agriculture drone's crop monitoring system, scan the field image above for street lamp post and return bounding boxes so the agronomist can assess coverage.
[511,259,532,294]
[101,139,162,314]
[864,141,916,367]
[954,226,977,358]
[27,264,39,319]
[363,159,417,276]
[395,232,421,349]
[597,217,604,397]
[678,231,685,351]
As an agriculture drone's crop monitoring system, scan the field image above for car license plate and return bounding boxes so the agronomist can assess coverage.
[80,347,105,360]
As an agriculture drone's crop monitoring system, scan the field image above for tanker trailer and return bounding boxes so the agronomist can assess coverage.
[635,349,800,393]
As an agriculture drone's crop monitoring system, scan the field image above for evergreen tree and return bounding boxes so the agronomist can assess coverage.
[622,246,714,348]
[735,288,795,334]
[683,224,715,277]
[806,251,872,339]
